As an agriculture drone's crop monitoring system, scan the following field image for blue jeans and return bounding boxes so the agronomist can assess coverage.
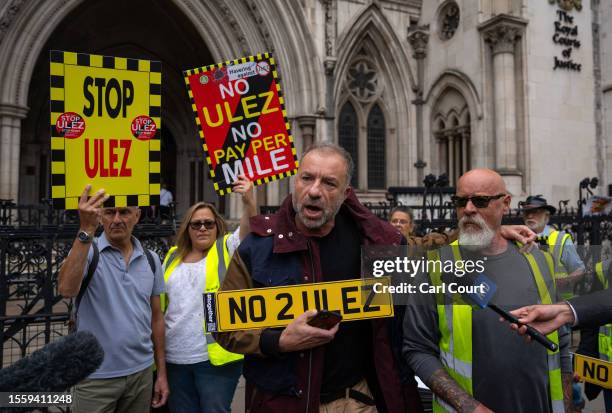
[167,360,242,413]
[573,382,584,407]
[605,389,612,413]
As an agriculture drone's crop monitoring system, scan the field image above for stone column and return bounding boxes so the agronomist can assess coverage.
[0,103,28,201]
[296,115,317,153]
[408,26,430,184]
[454,132,462,178]
[447,132,455,182]
[460,126,470,173]
[435,132,446,176]
[480,15,526,194]
[322,0,337,143]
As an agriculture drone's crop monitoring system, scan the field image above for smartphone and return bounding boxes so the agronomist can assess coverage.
[307,310,342,330]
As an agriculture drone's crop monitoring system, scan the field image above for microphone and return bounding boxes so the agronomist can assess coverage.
[0,330,104,392]
[442,272,558,352]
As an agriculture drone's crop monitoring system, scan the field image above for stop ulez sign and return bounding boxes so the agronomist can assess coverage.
[49,51,162,209]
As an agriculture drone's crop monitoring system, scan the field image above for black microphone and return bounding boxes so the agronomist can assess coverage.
[487,303,558,351]
[441,272,558,351]
[0,330,104,392]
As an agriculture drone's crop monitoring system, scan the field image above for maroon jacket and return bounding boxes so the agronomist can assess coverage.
[215,188,424,412]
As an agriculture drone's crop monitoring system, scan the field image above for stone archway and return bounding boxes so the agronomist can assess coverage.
[0,0,322,215]
[424,70,482,179]
[16,0,215,212]
[334,3,416,191]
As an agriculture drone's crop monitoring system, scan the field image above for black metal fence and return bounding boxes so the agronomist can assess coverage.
[1,177,612,406]
[0,201,176,383]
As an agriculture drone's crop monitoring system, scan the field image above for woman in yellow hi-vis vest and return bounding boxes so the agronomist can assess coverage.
[161,175,256,413]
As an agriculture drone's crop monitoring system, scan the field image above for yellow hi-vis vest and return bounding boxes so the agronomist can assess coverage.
[427,241,564,413]
[160,235,243,366]
[547,230,574,300]
[594,261,612,362]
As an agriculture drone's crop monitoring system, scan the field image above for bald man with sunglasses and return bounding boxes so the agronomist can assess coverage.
[403,169,572,413]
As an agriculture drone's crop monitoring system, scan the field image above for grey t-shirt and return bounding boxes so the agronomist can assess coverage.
[403,243,570,413]
[76,232,165,379]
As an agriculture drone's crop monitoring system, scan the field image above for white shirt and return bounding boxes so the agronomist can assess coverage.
[164,229,241,364]
[160,188,173,206]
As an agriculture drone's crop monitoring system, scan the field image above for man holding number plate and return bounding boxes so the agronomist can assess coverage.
[214,143,417,413]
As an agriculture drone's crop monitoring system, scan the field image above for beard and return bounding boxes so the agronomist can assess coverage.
[458,215,496,252]
[292,193,344,230]
[525,216,546,233]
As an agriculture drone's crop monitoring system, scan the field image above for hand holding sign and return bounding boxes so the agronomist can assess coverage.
[184,54,298,196]
[278,310,339,352]
[50,51,162,210]
[78,185,109,233]
[232,174,255,204]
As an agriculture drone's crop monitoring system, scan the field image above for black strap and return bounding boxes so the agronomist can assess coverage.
[75,242,99,311]
[143,248,156,275]
[75,244,156,312]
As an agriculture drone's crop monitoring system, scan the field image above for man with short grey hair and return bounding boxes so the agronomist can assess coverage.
[215,142,419,412]
[59,185,169,413]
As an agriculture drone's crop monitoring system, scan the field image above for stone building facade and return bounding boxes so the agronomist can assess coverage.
[0,0,609,217]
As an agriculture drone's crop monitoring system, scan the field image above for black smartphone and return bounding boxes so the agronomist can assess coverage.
[307,310,342,330]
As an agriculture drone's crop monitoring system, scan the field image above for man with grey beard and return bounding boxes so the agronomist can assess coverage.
[403,169,572,413]
[214,143,420,412]
[521,195,585,300]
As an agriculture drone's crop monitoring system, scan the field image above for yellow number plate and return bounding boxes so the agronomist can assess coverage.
[204,277,394,332]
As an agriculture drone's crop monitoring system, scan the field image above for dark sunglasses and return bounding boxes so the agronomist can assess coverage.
[451,194,506,208]
[189,220,216,231]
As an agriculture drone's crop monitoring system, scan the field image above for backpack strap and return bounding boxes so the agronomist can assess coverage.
[143,248,157,274]
[71,243,158,333]
[75,242,99,311]
[76,245,157,310]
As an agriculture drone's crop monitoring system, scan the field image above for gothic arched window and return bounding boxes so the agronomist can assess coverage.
[338,102,359,187]
[432,88,471,183]
[367,104,386,189]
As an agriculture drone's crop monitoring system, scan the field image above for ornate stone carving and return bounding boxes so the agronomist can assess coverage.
[438,1,460,41]
[345,59,380,102]
[549,0,582,12]
[245,0,274,56]
[0,0,25,45]
[482,23,522,55]
[324,57,336,76]
[407,26,430,59]
[322,0,337,58]
[218,2,250,55]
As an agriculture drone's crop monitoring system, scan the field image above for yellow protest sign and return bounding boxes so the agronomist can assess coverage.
[49,51,162,209]
[204,278,394,332]
[574,353,612,389]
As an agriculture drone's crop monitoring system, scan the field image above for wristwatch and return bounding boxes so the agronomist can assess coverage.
[77,230,93,243]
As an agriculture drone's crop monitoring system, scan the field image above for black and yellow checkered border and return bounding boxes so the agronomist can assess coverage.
[49,50,162,209]
[183,52,299,196]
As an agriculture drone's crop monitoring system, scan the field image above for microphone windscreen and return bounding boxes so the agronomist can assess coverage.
[441,272,497,308]
[0,330,104,392]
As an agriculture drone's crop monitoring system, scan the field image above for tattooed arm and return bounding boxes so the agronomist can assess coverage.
[403,272,493,413]
[562,373,572,413]
[427,369,493,413]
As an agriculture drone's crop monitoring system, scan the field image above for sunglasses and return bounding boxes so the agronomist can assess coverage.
[451,194,506,208]
[189,220,216,231]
